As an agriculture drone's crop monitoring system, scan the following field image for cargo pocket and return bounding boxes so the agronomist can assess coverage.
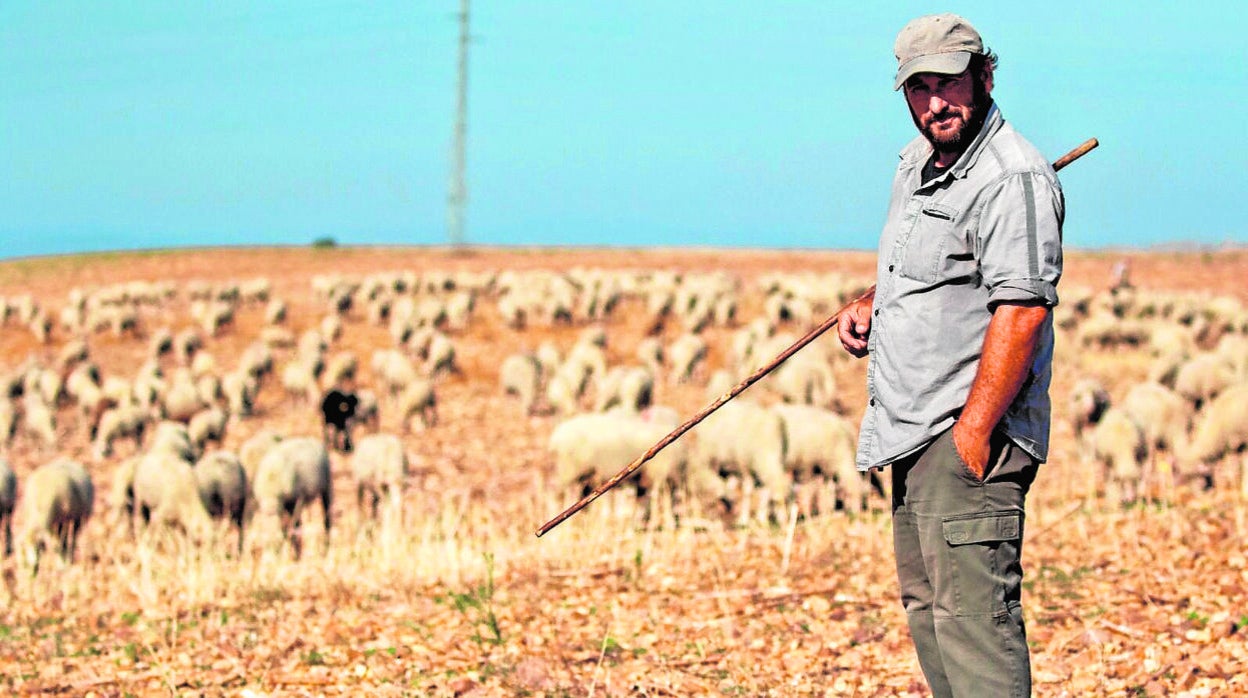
[940,511,1023,617]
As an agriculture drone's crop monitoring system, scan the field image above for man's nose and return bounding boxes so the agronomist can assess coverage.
[928,94,948,114]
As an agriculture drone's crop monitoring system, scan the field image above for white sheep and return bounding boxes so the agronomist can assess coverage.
[1120,381,1192,488]
[19,458,94,568]
[187,406,228,453]
[281,359,321,404]
[163,373,205,423]
[689,399,790,526]
[1174,352,1236,409]
[423,332,458,378]
[351,433,408,522]
[322,351,359,390]
[773,404,874,516]
[1068,377,1111,440]
[0,457,15,556]
[239,429,284,482]
[195,450,249,554]
[93,403,149,459]
[398,379,437,432]
[548,409,708,527]
[149,420,198,462]
[1089,408,1148,505]
[1183,383,1248,495]
[499,352,543,415]
[22,393,57,450]
[593,365,654,413]
[132,450,214,543]
[668,333,708,384]
[252,437,332,558]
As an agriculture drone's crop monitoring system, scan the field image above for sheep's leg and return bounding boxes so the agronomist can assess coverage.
[282,502,302,560]
[321,488,333,554]
[2,518,11,558]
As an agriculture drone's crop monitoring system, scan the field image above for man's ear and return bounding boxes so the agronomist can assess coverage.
[980,65,994,96]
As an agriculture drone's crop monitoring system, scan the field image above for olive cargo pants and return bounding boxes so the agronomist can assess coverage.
[891,427,1038,698]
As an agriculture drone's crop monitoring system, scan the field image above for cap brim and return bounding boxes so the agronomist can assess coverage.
[893,51,973,91]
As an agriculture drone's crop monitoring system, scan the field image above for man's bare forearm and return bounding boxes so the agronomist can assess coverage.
[959,302,1050,437]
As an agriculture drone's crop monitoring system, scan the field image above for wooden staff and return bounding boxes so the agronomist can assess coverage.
[536,137,1099,537]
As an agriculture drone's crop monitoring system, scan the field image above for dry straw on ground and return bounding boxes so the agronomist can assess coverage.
[0,246,1245,696]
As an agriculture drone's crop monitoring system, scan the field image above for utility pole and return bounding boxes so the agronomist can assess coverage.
[447,0,469,248]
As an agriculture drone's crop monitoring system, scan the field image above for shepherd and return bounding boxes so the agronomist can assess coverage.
[836,14,1063,697]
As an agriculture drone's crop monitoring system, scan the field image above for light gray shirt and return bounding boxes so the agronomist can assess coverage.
[856,104,1064,471]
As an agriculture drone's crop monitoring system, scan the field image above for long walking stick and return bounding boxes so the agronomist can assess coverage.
[536,137,1099,537]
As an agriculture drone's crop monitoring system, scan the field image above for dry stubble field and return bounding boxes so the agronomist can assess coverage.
[0,245,1246,697]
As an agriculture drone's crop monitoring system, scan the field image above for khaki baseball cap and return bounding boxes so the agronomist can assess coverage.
[893,13,984,91]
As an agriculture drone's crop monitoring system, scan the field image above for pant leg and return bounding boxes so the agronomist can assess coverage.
[894,427,1038,698]
[892,459,955,698]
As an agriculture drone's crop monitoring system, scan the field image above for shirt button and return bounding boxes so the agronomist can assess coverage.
[869,398,875,406]
[874,309,879,317]
[888,264,895,272]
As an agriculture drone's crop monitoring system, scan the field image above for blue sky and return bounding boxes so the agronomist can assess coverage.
[1,2,1242,259]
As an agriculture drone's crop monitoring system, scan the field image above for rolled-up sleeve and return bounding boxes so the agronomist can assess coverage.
[977,171,1064,309]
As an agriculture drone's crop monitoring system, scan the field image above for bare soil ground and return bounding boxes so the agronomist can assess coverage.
[0,245,1245,697]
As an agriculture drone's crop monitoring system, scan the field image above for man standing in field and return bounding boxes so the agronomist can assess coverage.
[836,14,1063,697]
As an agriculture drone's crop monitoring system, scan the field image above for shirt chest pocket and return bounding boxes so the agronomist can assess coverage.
[898,202,976,283]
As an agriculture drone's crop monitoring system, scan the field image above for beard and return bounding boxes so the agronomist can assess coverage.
[914,81,992,155]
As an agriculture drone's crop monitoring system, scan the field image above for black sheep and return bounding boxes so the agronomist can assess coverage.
[321,388,359,453]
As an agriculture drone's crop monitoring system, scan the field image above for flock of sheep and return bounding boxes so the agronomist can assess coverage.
[0,261,1246,570]
[1063,283,1248,503]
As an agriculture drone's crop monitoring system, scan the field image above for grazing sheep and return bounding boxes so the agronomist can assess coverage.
[1089,408,1148,505]
[187,406,228,452]
[195,450,249,554]
[1174,352,1236,409]
[252,437,333,558]
[549,409,709,526]
[264,299,287,325]
[163,374,205,423]
[1183,383,1248,495]
[239,429,284,482]
[500,352,543,414]
[320,388,359,452]
[398,379,437,431]
[544,362,588,416]
[1068,377,1110,440]
[593,365,654,413]
[132,450,213,542]
[22,393,57,450]
[773,404,876,516]
[351,433,408,521]
[635,337,664,376]
[668,333,709,384]
[764,351,837,409]
[281,360,321,404]
[354,389,380,431]
[423,332,458,378]
[322,351,358,390]
[1120,381,1192,458]
[93,403,149,459]
[149,420,198,462]
[108,456,141,535]
[221,370,256,418]
[0,457,15,556]
[371,349,420,396]
[690,399,790,526]
[20,458,94,567]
